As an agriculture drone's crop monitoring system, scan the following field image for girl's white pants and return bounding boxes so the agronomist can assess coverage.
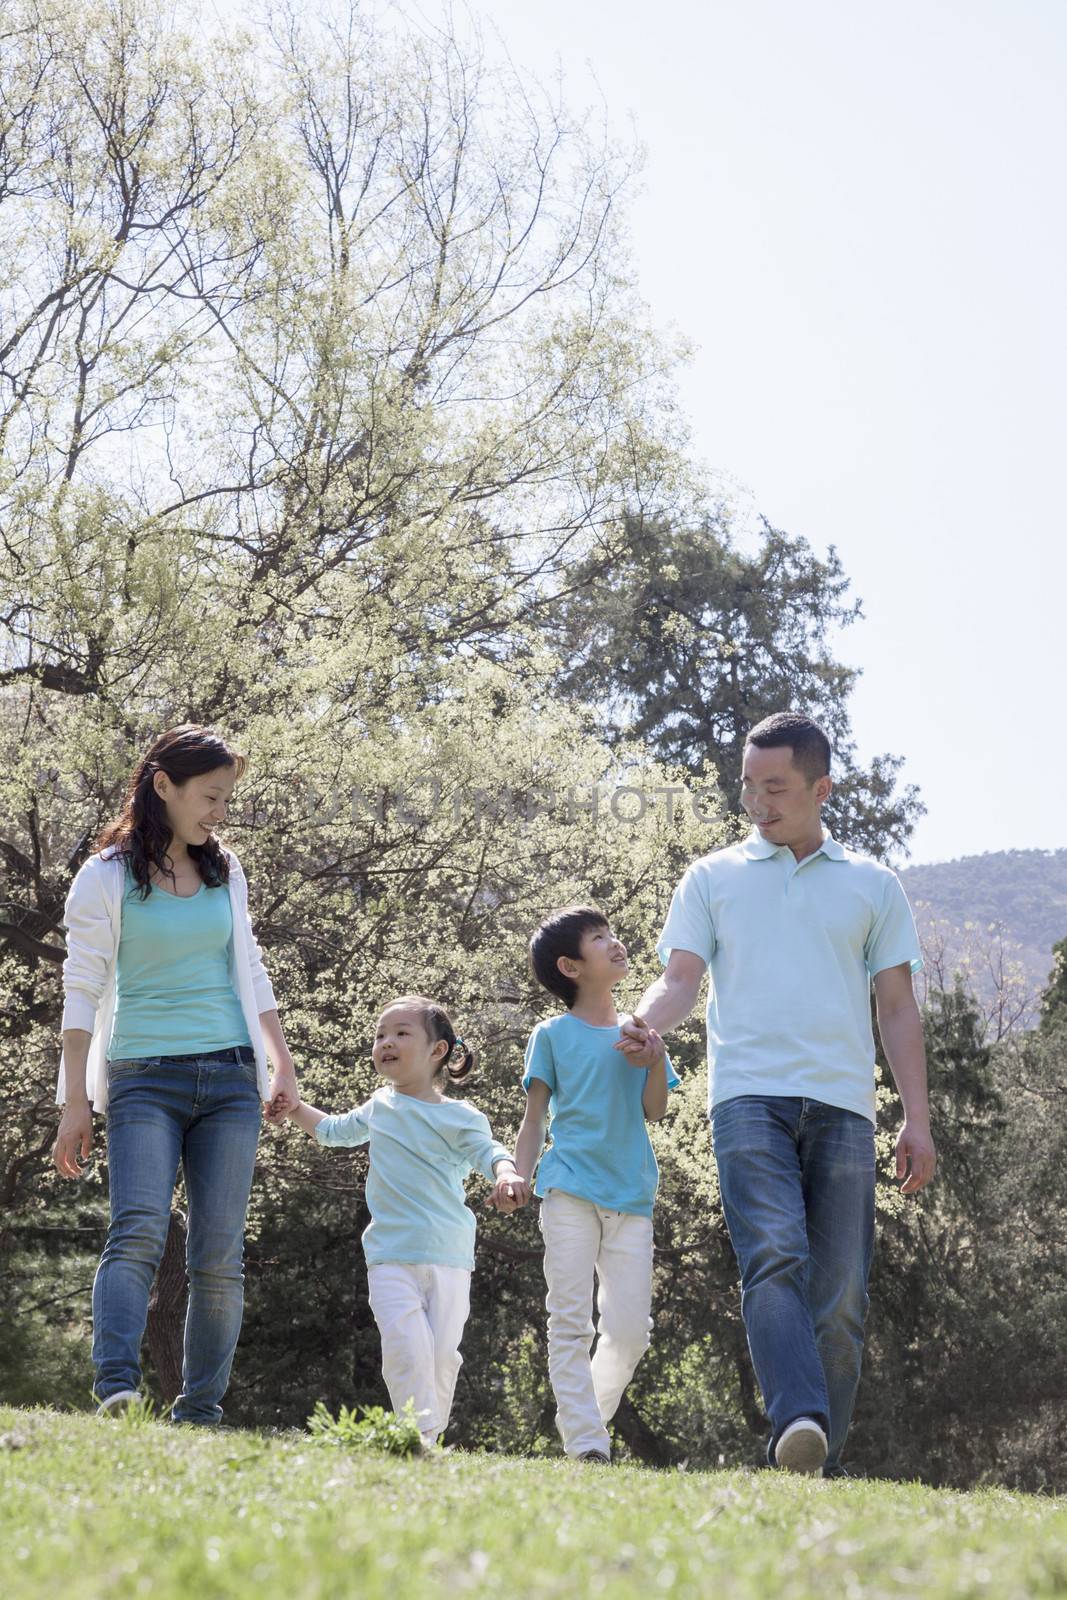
[367,1262,472,1447]
[540,1189,654,1458]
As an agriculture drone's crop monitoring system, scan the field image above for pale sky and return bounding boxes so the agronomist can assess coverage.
[465,0,1066,866]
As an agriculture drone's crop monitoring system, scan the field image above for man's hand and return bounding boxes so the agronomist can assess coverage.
[614,1015,665,1070]
[896,1121,936,1194]
[53,1100,93,1178]
[487,1170,532,1213]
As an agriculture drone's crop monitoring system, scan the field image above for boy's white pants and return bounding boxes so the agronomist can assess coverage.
[540,1189,654,1458]
[367,1263,471,1446]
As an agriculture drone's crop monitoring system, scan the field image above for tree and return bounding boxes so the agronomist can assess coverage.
[1039,936,1067,1033]
[548,512,923,858]
[855,979,1067,1489]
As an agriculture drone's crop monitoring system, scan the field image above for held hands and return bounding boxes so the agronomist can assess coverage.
[614,1015,666,1070]
[265,1059,300,1124]
[896,1120,937,1194]
[487,1167,532,1214]
[53,1100,93,1179]
[267,1089,299,1123]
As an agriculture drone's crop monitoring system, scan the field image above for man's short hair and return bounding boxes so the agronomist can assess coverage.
[745,712,832,784]
[529,905,609,1008]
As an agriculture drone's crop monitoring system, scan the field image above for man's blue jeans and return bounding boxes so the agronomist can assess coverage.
[711,1095,875,1474]
[93,1049,262,1424]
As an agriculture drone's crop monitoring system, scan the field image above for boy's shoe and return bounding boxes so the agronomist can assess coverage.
[95,1390,143,1418]
[577,1449,611,1464]
[774,1418,828,1474]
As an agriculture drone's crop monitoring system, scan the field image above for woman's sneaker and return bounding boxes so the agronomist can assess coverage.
[774,1418,828,1474]
[95,1390,142,1418]
[577,1449,611,1464]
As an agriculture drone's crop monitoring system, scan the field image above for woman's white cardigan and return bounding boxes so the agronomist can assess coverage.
[56,846,277,1112]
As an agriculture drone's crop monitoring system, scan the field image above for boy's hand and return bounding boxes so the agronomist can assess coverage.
[615,1016,665,1069]
[488,1172,532,1213]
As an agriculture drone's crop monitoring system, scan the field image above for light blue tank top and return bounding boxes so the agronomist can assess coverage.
[108,864,252,1060]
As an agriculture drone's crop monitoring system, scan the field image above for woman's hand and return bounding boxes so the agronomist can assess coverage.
[266,1088,298,1123]
[53,1100,93,1178]
[259,1012,299,1123]
[265,1064,299,1124]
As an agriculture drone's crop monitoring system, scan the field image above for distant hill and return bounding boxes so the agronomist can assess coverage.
[898,849,1067,1029]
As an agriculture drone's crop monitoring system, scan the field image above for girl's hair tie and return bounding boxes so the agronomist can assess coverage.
[453,1035,465,1051]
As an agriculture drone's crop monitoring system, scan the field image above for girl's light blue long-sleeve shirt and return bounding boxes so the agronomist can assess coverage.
[316,1085,512,1270]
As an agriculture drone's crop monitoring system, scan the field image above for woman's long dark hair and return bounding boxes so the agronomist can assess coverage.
[95,724,248,899]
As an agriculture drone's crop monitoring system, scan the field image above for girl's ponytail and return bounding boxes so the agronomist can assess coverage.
[388,995,477,1086]
[446,1036,477,1084]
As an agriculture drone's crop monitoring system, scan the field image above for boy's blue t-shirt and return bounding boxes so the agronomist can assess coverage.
[522,1012,680,1217]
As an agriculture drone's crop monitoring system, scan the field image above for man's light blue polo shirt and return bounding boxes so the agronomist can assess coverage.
[657,831,922,1124]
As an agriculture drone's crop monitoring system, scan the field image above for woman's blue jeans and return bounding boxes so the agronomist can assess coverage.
[92,1048,262,1424]
[711,1095,875,1475]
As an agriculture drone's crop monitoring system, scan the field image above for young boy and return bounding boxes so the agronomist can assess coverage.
[514,905,678,1462]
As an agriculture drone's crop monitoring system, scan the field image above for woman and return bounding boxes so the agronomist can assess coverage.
[53,724,298,1424]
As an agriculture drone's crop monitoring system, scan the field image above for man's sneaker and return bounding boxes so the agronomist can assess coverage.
[577,1449,611,1464]
[95,1390,142,1418]
[774,1418,828,1474]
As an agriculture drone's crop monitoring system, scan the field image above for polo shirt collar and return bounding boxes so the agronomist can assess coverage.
[741,829,845,862]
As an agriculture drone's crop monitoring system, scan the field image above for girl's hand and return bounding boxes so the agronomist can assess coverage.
[489,1172,531,1213]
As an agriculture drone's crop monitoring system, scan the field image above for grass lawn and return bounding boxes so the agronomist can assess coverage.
[1,1406,1065,1598]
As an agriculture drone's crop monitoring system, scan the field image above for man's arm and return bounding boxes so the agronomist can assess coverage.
[615,950,707,1065]
[874,963,936,1194]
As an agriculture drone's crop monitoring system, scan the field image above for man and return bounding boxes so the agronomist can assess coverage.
[618,711,935,1476]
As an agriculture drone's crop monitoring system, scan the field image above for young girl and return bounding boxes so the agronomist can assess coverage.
[272,995,528,1449]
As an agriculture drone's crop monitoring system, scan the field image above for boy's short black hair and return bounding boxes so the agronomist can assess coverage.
[745,711,832,784]
[529,905,610,1009]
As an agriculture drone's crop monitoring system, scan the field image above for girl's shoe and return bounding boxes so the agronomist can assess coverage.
[95,1390,143,1418]
[577,1449,611,1464]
